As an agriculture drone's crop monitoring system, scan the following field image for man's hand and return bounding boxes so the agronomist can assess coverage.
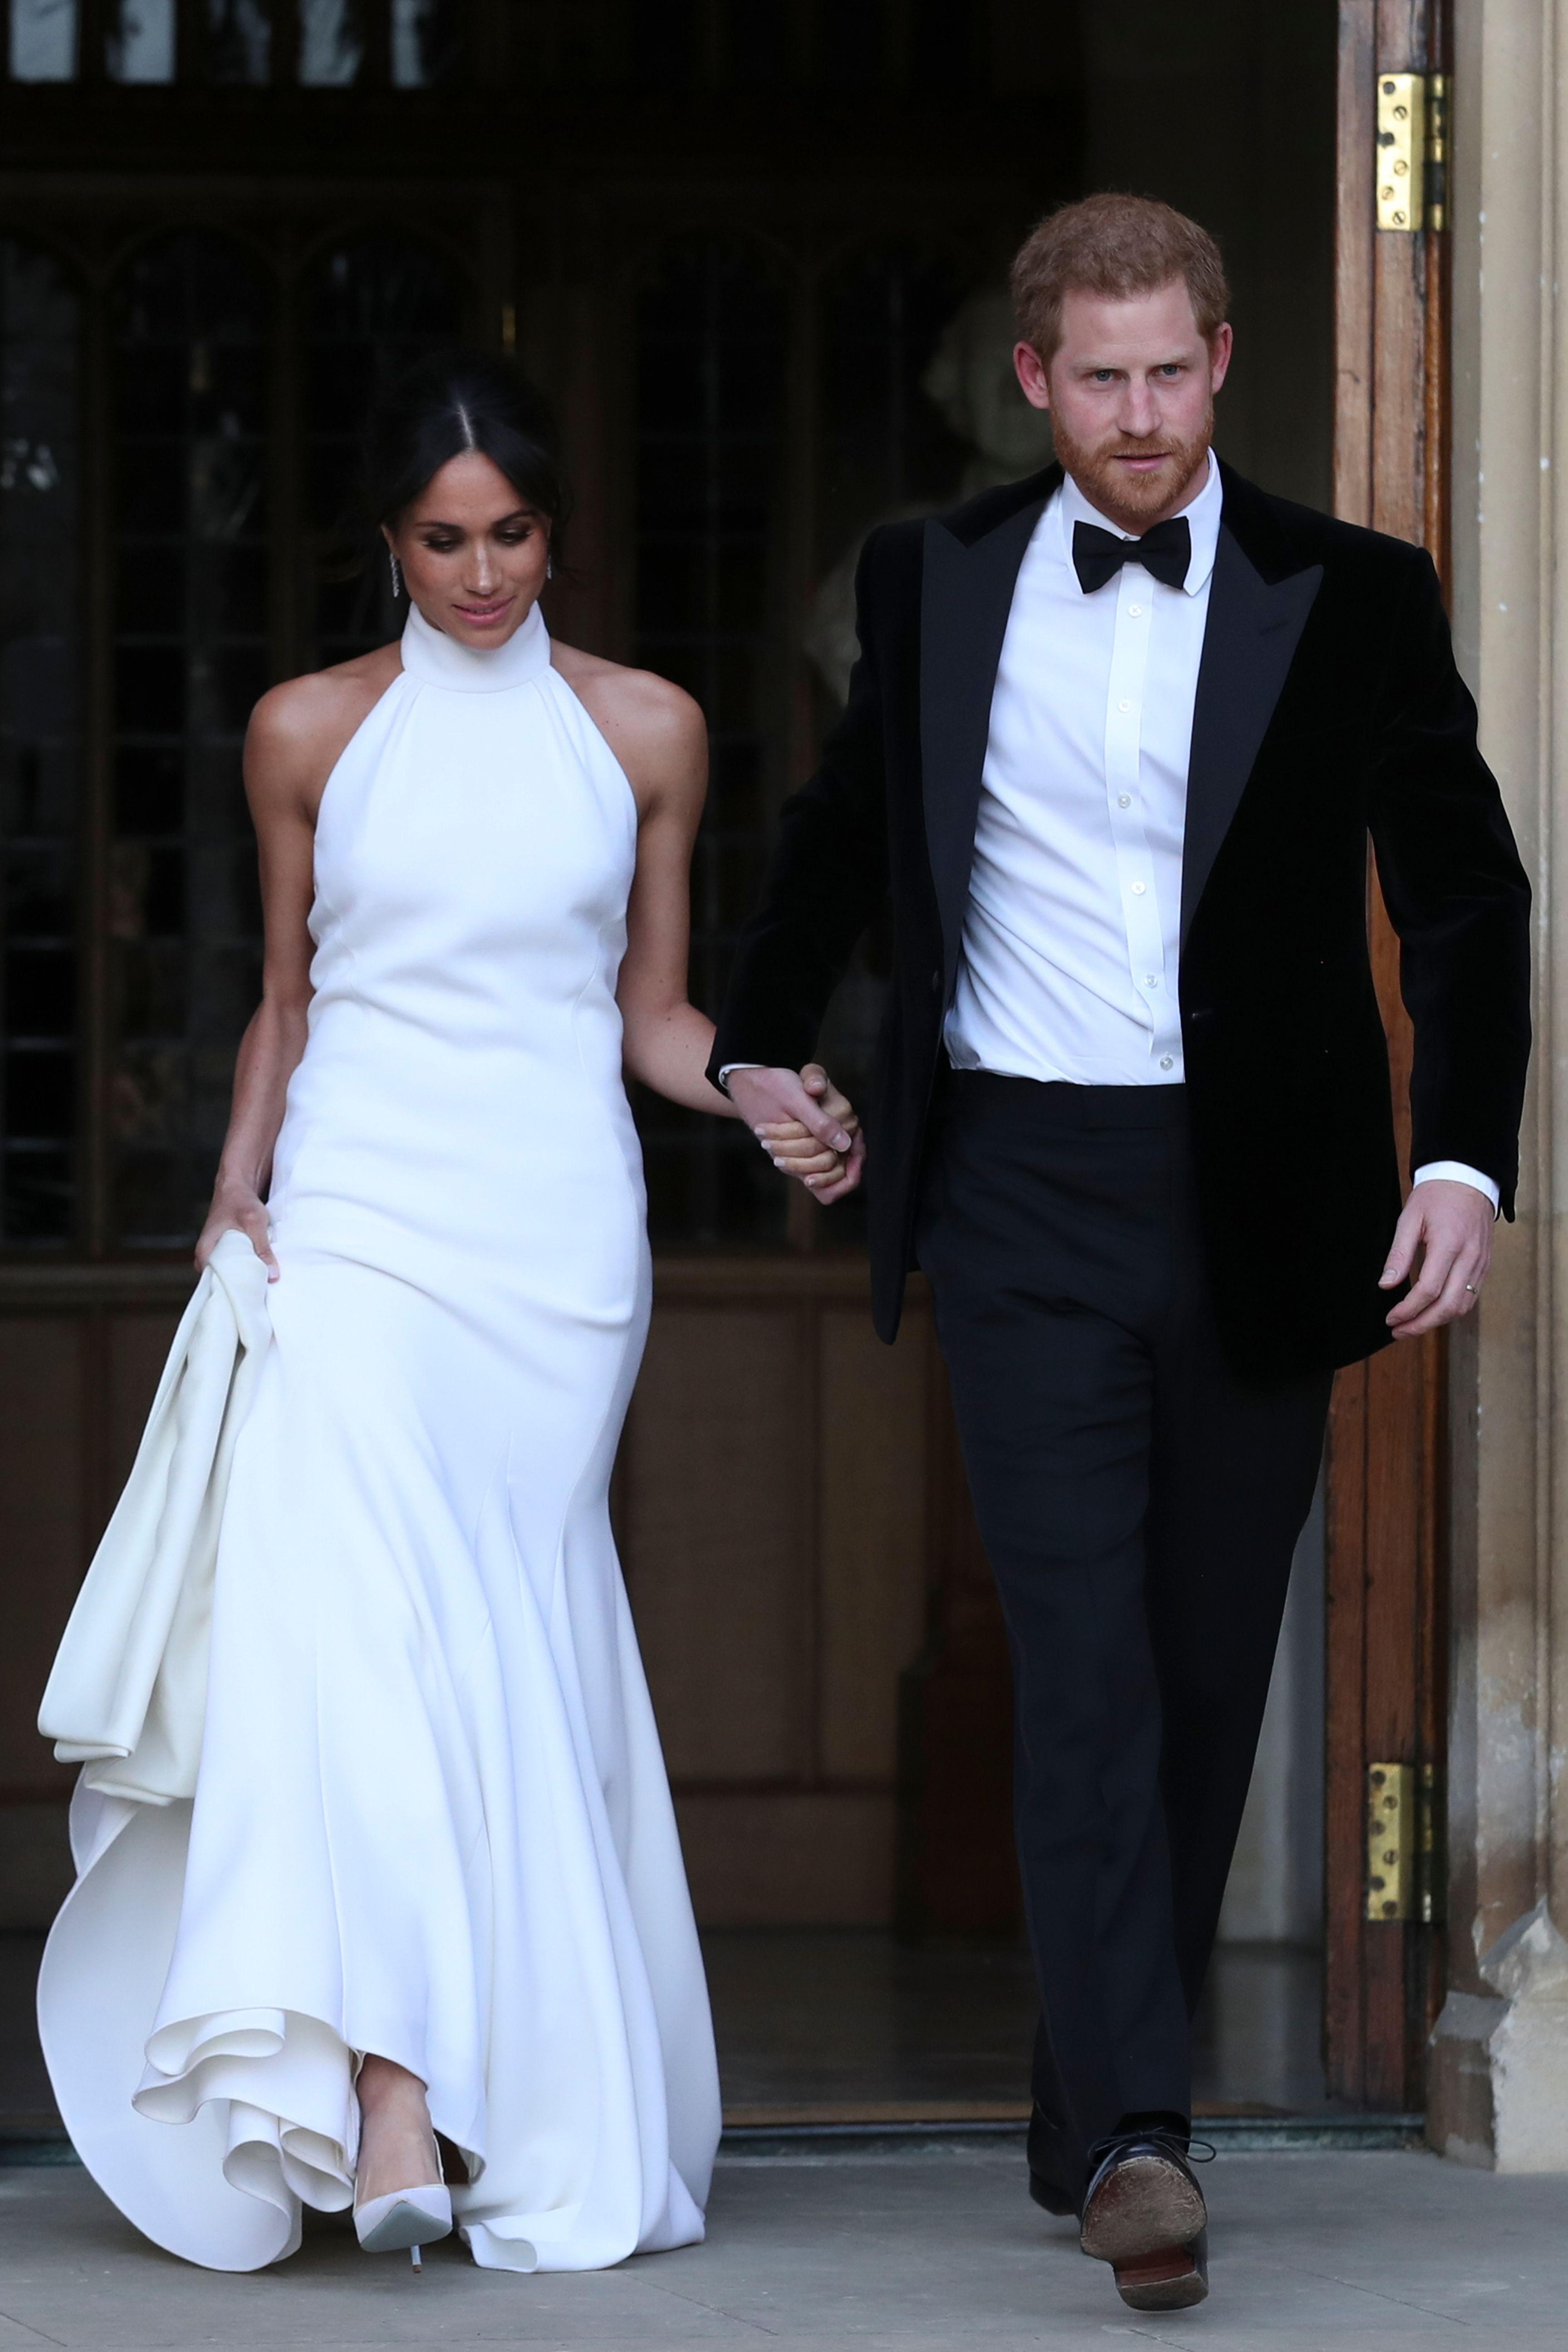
[1380,1179,1494,1338]
[728,1064,867,1203]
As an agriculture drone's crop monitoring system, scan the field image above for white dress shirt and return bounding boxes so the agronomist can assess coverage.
[945,460,1219,1088]
[940,458,1497,1210]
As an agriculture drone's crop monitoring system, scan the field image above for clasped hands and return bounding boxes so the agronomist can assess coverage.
[727,1065,866,1205]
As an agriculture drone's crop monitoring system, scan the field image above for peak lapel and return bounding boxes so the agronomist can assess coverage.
[920,497,1047,989]
[1181,525,1323,945]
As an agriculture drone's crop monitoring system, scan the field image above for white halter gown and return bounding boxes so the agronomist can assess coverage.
[38,600,721,2272]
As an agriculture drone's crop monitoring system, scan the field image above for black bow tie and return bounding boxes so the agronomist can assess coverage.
[1072,514,1191,595]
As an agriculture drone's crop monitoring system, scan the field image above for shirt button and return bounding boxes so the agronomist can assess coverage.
[1145,975,1159,988]
[1117,794,1132,809]
[1131,880,1147,895]
[1118,698,1132,712]
[1128,603,1143,616]
[1160,1055,1175,1071]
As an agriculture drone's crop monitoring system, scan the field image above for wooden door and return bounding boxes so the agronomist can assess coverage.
[1326,0,1450,2108]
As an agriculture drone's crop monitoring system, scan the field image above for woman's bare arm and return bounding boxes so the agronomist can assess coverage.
[195,651,397,1274]
[554,648,732,1115]
[557,642,857,1185]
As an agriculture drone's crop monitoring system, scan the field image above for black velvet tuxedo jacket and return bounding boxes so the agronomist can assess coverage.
[708,461,1532,1378]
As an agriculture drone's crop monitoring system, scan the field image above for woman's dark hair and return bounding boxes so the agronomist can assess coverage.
[363,349,571,546]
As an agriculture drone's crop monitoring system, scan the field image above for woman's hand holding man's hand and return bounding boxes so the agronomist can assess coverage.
[727,1064,866,1204]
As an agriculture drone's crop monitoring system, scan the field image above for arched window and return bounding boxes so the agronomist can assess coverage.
[305,233,464,667]
[633,235,787,1246]
[108,233,268,1246]
[0,240,80,1245]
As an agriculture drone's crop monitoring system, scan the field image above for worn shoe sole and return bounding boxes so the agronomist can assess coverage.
[1112,2239,1209,2310]
[1079,2150,1206,2264]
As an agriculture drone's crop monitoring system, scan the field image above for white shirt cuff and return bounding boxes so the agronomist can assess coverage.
[1412,1161,1501,1214]
[717,1063,763,1087]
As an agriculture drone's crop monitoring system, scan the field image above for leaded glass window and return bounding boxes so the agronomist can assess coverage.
[0,226,1001,1259]
[633,237,788,1247]
[818,245,971,559]
[306,235,464,668]
[109,236,269,1247]
[0,242,80,1245]
[804,246,980,1240]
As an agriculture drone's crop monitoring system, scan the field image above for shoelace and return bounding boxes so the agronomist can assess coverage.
[1086,2127,1217,2173]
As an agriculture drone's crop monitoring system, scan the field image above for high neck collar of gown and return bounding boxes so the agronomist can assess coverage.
[399,597,552,692]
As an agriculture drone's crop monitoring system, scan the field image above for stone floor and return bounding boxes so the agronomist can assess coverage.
[1,2144,1565,2349]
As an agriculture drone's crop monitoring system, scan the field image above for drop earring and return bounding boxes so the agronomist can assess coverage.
[545,554,554,582]
[388,550,402,599]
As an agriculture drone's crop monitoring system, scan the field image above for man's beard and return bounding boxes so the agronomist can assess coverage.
[1051,399,1214,534]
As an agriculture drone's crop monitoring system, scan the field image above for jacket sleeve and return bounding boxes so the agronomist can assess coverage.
[707,534,893,1085]
[1367,549,1532,1214]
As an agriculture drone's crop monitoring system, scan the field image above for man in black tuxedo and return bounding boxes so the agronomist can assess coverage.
[711,195,1530,2313]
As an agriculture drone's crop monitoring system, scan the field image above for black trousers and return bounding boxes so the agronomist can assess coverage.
[916,1073,1332,2203]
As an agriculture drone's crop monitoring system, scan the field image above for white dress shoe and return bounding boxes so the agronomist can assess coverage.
[354,2180,453,2265]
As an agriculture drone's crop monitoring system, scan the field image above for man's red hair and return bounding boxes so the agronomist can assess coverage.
[1011,193,1230,361]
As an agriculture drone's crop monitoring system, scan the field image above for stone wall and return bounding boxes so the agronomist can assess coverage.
[1432,0,1568,2171]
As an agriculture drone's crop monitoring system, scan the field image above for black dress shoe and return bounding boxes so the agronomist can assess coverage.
[1027,2170,1077,2217]
[1079,2130,1210,2311]
[1108,2225,1208,2310]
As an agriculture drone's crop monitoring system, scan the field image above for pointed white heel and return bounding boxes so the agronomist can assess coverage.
[353,2060,451,2271]
[354,2180,453,2268]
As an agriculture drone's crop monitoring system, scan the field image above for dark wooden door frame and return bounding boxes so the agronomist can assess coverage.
[1327,0,1450,2110]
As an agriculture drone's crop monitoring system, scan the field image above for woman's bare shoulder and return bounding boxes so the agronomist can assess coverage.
[552,644,701,743]
[246,643,403,810]
[550,644,701,799]
[250,644,402,753]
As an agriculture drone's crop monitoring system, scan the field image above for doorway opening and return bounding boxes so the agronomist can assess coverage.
[0,0,1430,2161]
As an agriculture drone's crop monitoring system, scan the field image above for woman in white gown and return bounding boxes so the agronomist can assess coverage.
[39,355,857,2275]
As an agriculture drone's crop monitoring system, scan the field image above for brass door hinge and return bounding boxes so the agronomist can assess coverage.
[1366,1760,1446,1922]
[1376,70,1449,232]
[1426,74,1449,232]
